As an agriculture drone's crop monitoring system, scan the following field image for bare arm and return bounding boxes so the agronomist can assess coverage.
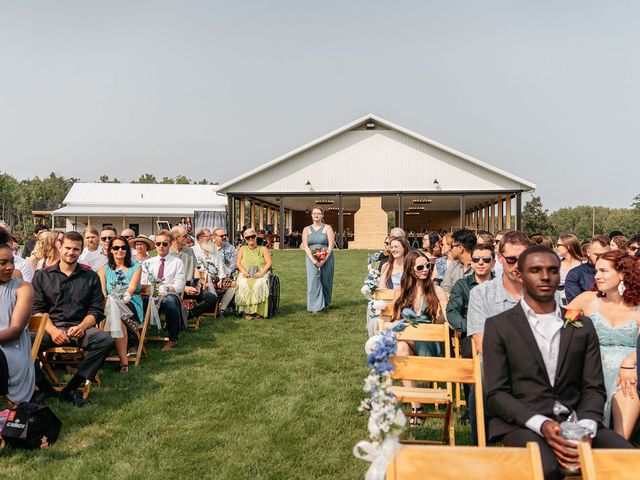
[0,282,33,344]
[301,227,316,263]
[236,247,249,277]
[378,263,389,289]
[435,285,448,324]
[127,267,142,296]
[325,226,335,257]
[97,267,107,297]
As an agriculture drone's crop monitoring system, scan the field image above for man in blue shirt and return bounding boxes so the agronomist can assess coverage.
[564,235,609,303]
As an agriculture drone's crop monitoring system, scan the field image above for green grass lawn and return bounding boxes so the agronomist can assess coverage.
[2,250,471,479]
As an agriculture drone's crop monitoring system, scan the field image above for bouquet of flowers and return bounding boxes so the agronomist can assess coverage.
[197,256,219,279]
[142,264,165,331]
[312,248,328,277]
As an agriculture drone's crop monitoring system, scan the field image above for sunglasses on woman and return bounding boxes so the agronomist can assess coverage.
[471,256,493,264]
[111,245,128,251]
[245,235,256,240]
[414,263,432,272]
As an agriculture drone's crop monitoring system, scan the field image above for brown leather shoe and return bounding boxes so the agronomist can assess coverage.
[161,341,178,352]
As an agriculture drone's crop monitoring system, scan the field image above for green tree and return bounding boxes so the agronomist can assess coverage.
[160,177,175,184]
[521,196,550,234]
[0,173,19,225]
[548,206,609,240]
[632,193,640,210]
[136,173,157,184]
[174,175,192,184]
[99,175,120,183]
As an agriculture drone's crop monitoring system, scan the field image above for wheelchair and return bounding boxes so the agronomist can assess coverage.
[266,270,281,318]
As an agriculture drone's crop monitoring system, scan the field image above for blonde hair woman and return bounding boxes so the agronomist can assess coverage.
[27,230,60,271]
[235,228,272,319]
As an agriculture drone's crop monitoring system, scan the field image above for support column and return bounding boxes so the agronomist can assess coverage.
[459,196,466,229]
[87,216,91,228]
[489,201,495,234]
[506,196,512,229]
[228,196,235,245]
[239,199,246,231]
[515,192,522,231]
[266,206,271,228]
[279,197,285,249]
[338,194,344,249]
[497,196,504,231]
[398,193,404,229]
[122,216,126,231]
[250,202,255,229]
[259,204,264,230]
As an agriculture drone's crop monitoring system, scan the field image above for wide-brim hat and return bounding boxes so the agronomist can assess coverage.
[128,235,156,251]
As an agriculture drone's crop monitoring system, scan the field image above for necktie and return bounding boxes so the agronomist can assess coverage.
[158,257,166,280]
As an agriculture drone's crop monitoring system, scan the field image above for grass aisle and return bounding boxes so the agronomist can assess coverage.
[3,250,372,479]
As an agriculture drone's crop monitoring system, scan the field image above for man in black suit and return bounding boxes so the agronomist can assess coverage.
[483,245,632,480]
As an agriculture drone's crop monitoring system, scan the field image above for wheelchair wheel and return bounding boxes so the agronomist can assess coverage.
[268,274,280,318]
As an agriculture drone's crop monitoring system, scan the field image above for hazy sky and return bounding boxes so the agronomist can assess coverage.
[1,1,638,210]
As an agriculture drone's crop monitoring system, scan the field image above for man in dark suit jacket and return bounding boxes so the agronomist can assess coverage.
[483,245,632,480]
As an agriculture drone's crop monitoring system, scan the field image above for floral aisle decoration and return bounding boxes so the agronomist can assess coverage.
[361,252,384,337]
[197,255,219,293]
[353,309,419,480]
[143,264,164,331]
[104,269,133,339]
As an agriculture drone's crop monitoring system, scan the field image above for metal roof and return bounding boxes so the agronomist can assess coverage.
[218,114,536,194]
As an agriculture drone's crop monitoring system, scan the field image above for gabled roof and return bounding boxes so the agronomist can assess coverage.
[218,114,536,193]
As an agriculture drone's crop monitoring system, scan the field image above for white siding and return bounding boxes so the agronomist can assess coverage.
[226,130,526,193]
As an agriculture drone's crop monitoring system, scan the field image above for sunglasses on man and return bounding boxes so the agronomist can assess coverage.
[155,241,169,247]
[101,236,115,242]
[471,256,493,264]
[502,255,519,265]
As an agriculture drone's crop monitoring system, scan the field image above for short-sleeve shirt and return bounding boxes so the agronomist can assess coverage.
[171,246,197,282]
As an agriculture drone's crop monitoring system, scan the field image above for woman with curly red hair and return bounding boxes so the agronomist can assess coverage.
[567,250,640,439]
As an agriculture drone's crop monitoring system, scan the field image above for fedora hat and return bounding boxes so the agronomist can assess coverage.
[128,235,156,251]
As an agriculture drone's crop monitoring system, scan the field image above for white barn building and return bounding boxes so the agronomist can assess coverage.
[53,183,226,236]
[218,114,536,249]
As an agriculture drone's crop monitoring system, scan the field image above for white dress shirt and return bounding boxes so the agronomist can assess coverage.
[79,248,108,272]
[141,254,185,294]
[520,299,597,437]
[13,254,34,283]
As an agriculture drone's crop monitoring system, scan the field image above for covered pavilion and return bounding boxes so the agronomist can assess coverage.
[218,114,536,249]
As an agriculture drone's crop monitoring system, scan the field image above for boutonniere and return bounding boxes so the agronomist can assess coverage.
[563,309,584,329]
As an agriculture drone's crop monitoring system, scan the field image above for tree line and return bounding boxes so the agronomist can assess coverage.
[521,195,640,239]
[0,172,216,241]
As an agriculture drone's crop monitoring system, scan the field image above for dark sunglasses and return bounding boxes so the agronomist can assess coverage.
[384,241,390,246]
[451,243,463,248]
[111,245,128,251]
[414,263,432,272]
[216,234,228,238]
[502,255,519,265]
[101,236,115,241]
[155,241,169,247]
[555,243,565,248]
[245,235,256,240]
[123,235,134,239]
[472,256,493,264]
[629,245,638,252]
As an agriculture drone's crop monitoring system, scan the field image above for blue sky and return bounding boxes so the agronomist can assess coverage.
[1,1,638,210]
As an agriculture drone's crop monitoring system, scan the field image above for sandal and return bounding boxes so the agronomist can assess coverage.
[243,313,253,320]
[118,364,129,375]
[410,406,424,427]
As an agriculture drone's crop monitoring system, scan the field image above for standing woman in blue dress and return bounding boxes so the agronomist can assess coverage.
[302,207,335,312]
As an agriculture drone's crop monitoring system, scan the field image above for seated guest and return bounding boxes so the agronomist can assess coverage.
[97,236,143,374]
[446,242,495,443]
[235,228,272,319]
[378,236,410,289]
[554,233,585,306]
[483,245,632,480]
[476,230,494,245]
[0,228,33,282]
[441,228,477,294]
[170,226,217,322]
[121,228,137,257]
[210,228,237,314]
[492,229,511,278]
[0,243,35,405]
[392,250,448,423]
[468,231,530,355]
[192,228,212,265]
[141,230,186,351]
[31,232,111,407]
[129,235,155,263]
[610,235,629,253]
[378,236,391,270]
[565,235,610,303]
[530,234,553,248]
[99,226,118,256]
[567,250,640,439]
[21,224,48,258]
[79,227,108,271]
[628,234,640,257]
[27,230,60,271]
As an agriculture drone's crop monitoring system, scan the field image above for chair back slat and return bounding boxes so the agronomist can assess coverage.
[387,443,544,480]
[578,442,640,480]
[29,313,48,363]
[391,356,475,383]
[396,323,449,343]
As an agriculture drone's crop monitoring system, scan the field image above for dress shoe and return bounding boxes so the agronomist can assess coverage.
[58,389,88,407]
[161,341,178,352]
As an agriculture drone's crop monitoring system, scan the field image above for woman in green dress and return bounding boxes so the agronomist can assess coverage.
[235,228,272,319]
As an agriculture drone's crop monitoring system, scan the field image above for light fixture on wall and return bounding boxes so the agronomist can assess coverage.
[405,212,420,216]
[408,206,425,211]
[305,180,311,186]
[314,199,334,205]
[412,198,432,204]
[433,178,439,185]
[328,207,339,211]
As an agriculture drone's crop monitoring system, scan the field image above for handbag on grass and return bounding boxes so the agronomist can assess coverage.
[1,403,62,449]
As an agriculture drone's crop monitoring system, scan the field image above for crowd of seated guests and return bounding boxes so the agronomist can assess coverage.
[0,220,262,411]
[368,225,640,471]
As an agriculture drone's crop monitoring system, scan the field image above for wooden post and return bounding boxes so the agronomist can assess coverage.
[459,196,466,229]
[266,206,271,228]
[497,196,504,231]
[239,199,245,230]
[505,196,512,229]
[259,204,264,230]
[489,201,495,234]
[338,194,344,249]
[279,198,285,249]
[398,193,404,229]
[228,196,235,245]
[250,202,255,229]
[87,216,91,228]
[122,216,126,231]
[516,193,522,231]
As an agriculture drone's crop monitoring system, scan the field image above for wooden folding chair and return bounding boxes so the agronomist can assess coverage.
[137,285,168,353]
[578,442,640,480]
[29,313,49,362]
[450,327,467,411]
[386,442,544,480]
[39,348,99,401]
[390,350,486,446]
[374,288,398,331]
[388,322,454,444]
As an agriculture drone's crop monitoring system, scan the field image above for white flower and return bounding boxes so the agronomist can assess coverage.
[364,336,380,354]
